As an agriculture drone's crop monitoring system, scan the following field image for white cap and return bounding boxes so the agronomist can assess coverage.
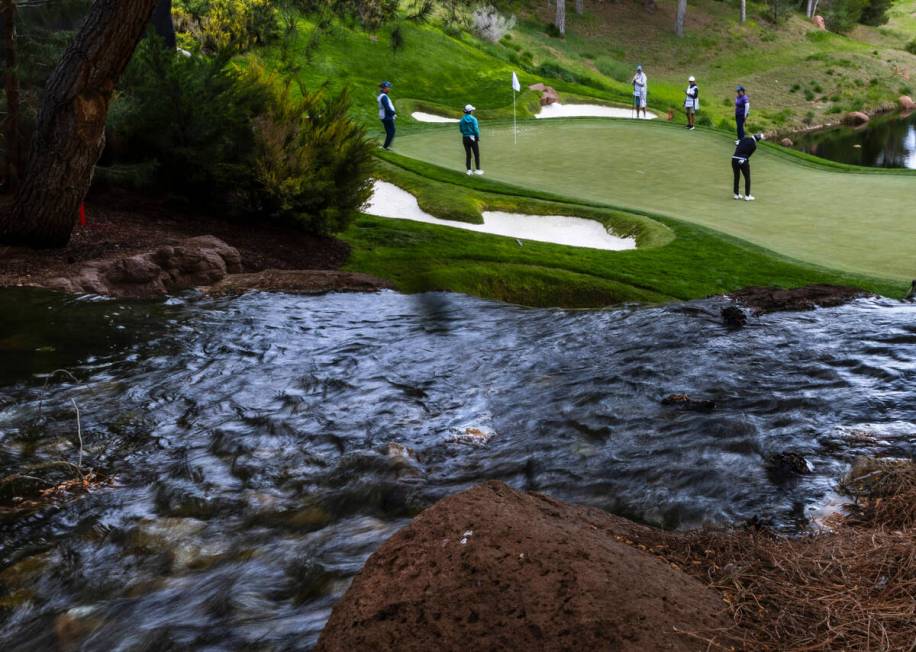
[688,75,696,82]
[464,104,476,112]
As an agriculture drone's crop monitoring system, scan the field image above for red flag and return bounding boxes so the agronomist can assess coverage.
[79,203,87,226]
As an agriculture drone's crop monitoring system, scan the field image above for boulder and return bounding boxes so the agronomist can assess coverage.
[780,137,794,147]
[528,82,547,92]
[45,236,242,298]
[765,451,814,483]
[721,305,748,329]
[661,394,717,412]
[317,481,734,652]
[844,111,870,126]
[540,86,560,106]
[900,96,915,112]
[812,15,826,30]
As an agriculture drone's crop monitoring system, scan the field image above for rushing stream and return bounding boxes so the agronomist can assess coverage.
[1,288,914,649]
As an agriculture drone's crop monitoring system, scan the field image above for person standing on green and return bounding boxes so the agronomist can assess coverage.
[377,81,397,150]
[460,104,484,176]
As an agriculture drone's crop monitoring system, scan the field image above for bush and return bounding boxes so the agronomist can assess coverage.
[595,57,631,83]
[537,60,576,83]
[471,5,516,43]
[248,84,374,234]
[906,40,916,55]
[544,22,562,38]
[113,41,373,235]
[173,0,280,54]
[697,114,713,127]
[859,0,892,26]
[823,0,868,33]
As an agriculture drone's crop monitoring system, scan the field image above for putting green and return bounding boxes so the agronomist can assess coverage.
[394,120,916,281]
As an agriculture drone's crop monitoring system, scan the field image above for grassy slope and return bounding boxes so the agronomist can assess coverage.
[393,119,915,282]
[339,158,905,308]
[513,0,916,132]
[256,1,915,134]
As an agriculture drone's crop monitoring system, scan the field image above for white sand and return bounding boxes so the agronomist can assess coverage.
[536,103,657,120]
[411,111,460,123]
[364,181,636,251]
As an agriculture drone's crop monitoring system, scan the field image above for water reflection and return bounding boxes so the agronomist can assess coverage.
[795,112,916,169]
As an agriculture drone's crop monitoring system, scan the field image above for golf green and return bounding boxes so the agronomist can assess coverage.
[394,120,916,281]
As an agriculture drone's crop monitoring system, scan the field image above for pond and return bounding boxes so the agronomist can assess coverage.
[1,289,914,649]
[793,111,916,169]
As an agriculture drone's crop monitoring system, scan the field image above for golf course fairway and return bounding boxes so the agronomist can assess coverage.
[393,120,915,282]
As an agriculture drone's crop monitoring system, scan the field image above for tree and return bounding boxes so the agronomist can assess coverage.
[151,0,176,49]
[575,0,584,14]
[555,0,566,35]
[0,0,158,247]
[740,0,746,22]
[675,0,687,36]
[1,0,19,190]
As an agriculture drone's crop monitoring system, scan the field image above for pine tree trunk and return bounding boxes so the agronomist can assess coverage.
[575,0,584,14]
[0,0,157,248]
[151,0,176,49]
[555,0,566,35]
[1,0,19,190]
[740,0,746,22]
[675,0,687,36]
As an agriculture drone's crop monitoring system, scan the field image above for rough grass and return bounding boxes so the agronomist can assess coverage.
[645,459,916,651]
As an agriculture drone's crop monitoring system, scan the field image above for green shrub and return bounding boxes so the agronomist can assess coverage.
[859,0,892,26]
[537,60,576,82]
[697,114,713,127]
[595,56,631,83]
[544,22,562,38]
[248,83,374,234]
[906,40,916,55]
[823,0,867,33]
[113,41,373,235]
[804,89,815,101]
[789,83,800,93]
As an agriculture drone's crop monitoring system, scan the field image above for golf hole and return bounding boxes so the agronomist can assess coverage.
[364,181,637,251]
[536,103,658,120]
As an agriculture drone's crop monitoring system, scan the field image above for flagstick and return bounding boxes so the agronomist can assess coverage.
[513,89,517,145]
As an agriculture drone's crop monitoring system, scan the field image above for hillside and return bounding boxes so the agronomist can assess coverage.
[253,0,916,133]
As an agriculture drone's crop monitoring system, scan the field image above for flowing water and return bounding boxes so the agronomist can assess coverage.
[793,111,916,169]
[1,288,914,650]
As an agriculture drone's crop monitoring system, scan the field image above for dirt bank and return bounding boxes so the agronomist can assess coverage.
[317,481,735,652]
[0,190,349,292]
[729,284,868,314]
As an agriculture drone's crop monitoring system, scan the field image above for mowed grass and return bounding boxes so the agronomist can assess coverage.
[338,160,906,308]
[391,119,916,281]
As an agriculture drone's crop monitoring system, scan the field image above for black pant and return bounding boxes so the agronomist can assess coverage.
[732,158,751,196]
[736,115,746,140]
[382,119,396,149]
[463,136,480,170]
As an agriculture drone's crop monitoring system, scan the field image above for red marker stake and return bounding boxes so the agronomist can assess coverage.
[79,203,87,226]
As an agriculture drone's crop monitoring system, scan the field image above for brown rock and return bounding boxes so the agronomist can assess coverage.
[812,15,826,30]
[55,236,243,298]
[780,137,794,147]
[317,481,734,652]
[540,86,560,106]
[528,83,547,92]
[900,96,915,111]
[844,111,870,126]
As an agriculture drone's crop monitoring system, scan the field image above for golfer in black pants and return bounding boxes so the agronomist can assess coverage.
[732,133,764,201]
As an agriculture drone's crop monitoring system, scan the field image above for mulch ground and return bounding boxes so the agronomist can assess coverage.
[0,189,350,288]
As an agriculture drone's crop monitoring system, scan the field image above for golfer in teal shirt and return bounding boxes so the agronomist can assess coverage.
[460,105,484,175]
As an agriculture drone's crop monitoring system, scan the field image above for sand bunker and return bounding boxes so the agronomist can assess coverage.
[537,103,657,120]
[364,181,636,251]
[411,111,459,123]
